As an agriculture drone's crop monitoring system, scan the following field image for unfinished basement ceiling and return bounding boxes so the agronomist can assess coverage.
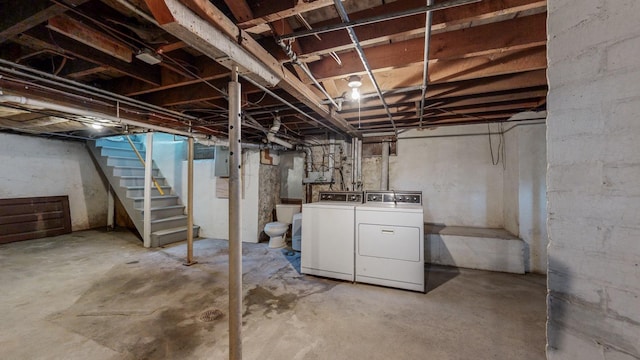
[0,0,547,144]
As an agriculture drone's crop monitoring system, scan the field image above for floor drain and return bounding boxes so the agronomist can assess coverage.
[199,309,224,322]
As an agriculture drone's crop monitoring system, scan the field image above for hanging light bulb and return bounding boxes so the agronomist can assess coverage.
[91,124,103,130]
[347,75,362,102]
[351,87,360,100]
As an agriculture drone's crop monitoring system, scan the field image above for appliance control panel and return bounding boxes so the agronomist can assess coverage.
[319,191,364,203]
[365,191,422,205]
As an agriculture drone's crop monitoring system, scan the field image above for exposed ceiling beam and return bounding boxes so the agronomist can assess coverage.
[296,0,547,58]
[223,0,254,23]
[344,70,548,108]
[106,56,229,96]
[47,15,133,63]
[307,13,547,81]
[0,0,88,43]
[147,0,358,136]
[237,0,335,30]
[17,28,161,85]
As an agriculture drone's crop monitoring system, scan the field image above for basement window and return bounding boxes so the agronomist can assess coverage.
[194,143,215,160]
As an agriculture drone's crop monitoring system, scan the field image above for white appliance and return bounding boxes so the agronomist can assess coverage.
[355,191,424,292]
[291,213,303,251]
[301,191,363,281]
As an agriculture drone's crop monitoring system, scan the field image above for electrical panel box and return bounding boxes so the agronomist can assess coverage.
[214,146,229,177]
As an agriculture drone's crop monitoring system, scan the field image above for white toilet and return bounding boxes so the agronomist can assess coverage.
[264,204,301,248]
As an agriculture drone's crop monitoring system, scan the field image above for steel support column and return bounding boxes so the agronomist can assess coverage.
[228,66,243,360]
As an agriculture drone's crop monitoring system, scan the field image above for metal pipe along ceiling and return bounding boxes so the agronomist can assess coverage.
[279,0,482,41]
[419,0,435,128]
[332,0,397,136]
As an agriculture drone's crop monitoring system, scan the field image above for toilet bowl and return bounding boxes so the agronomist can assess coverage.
[264,204,301,248]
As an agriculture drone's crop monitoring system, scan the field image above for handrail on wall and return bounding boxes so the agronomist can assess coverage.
[126,135,165,196]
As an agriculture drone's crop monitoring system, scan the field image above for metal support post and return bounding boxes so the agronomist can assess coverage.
[228,66,243,360]
[184,136,197,266]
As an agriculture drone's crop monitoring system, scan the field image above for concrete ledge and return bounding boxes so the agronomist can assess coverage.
[425,224,525,274]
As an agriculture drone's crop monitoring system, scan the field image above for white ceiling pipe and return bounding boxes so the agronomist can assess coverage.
[0,94,220,143]
[266,116,294,149]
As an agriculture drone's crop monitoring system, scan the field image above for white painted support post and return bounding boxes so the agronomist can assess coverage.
[143,132,153,248]
[185,136,196,265]
[228,66,243,360]
[107,186,115,230]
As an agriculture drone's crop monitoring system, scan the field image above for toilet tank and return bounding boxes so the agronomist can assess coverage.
[276,204,301,224]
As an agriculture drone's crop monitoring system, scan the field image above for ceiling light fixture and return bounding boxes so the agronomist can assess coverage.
[135,48,162,65]
[348,75,362,101]
[91,124,103,130]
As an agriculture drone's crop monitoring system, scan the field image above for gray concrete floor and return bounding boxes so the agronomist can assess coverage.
[0,229,546,359]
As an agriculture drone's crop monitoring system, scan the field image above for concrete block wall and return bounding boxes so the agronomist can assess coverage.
[547,0,640,358]
[0,133,108,230]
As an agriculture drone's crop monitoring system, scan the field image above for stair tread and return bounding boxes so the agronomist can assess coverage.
[119,175,165,179]
[152,225,200,236]
[131,195,178,200]
[123,185,171,190]
[151,215,187,224]
[144,205,184,211]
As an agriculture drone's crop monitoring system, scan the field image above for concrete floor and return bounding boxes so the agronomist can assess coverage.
[0,229,546,359]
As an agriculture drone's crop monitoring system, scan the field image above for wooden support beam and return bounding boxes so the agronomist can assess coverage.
[297,0,547,58]
[0,0,88,43]
[19,28,161,85]
[147,0,358,137]
[223,0,254,23]
[341,70,548,111]
[308,13,547,81]
[106,56,229,96]
[47,15,133,63]
[58,60,107,78]
[237,0,335,30]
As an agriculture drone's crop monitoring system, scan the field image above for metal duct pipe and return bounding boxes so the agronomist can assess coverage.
[277,40,340,110]
[266,116,294,149]
[381,141,389,190]
[228,67,242,360]
[0,94,220,143]
[0,59,199,122]
[419,0,435,128]
[333,0,397,136]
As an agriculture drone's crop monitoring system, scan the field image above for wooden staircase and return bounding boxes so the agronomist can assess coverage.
[87,135,199,247]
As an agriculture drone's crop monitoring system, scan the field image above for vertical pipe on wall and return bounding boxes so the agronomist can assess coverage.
[357,139,363,189]
[381,141,389,190]
[143,132,153,248]
[228,66,243,360]
[185,136,196,265]
[351,139,356,190]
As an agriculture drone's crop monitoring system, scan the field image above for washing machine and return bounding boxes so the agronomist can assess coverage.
[355,191,424,292]
[301,191,363,281]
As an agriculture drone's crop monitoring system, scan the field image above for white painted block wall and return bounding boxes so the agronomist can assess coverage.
[391,125,505,228]
[150,134,261,242]
[547,0,640,358]
[0,133,107,230]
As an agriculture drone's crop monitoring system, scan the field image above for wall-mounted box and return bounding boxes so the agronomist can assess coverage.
[214,146,229,177]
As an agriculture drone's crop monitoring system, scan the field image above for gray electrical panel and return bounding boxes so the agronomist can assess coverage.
[214,146,229,177]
